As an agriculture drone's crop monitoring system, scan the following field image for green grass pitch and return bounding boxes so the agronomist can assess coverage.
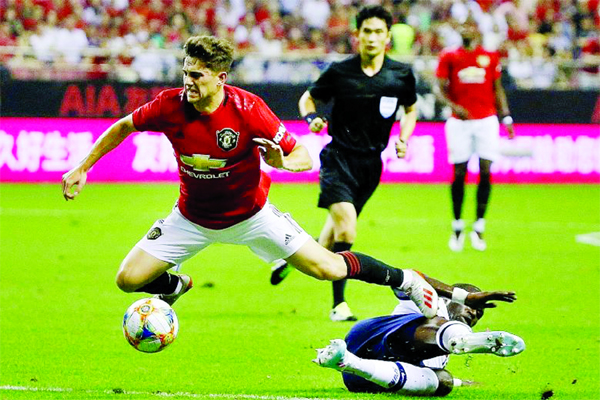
[1,183,598,400]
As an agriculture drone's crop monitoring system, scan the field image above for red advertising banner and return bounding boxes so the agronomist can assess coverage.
[0,118,598,184]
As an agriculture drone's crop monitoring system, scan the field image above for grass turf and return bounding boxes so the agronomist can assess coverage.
[0,183,598,400]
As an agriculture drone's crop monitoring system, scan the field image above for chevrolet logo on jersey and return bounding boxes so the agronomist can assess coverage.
[457,66,486,84]
[180,154,227,171]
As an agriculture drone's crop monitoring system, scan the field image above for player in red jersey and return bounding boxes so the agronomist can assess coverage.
[435,21,515,252]
[61,35,438,319]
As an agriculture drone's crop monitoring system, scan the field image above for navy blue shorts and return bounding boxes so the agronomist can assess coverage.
[342,314,427,393]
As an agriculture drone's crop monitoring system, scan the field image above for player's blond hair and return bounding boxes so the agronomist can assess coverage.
[184,36,234,73]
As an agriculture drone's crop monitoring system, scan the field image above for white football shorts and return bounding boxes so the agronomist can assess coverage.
[135,201,311,266]
[445,115,500,164]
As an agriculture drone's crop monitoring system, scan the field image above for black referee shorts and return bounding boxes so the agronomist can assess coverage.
[317,146,382,215]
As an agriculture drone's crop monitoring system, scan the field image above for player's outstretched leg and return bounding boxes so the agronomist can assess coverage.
[314,339,447,395]
[155,274,194,305]
[448,331,525,357]
[397,269,438,318]
[338,252,438,318]
[270,260,293,285]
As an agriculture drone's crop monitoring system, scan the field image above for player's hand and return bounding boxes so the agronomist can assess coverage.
[465,291,516,309]
[506,123,515,139]
[61,166,87,201]
[253,138,284,169]
[309,117,326,133]
[395,138,408,158]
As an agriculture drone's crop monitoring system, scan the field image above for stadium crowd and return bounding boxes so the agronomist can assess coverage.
[1,0,599,87]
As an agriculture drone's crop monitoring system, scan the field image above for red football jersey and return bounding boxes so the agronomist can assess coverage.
[132,85,297,229]
[436,45,502,119]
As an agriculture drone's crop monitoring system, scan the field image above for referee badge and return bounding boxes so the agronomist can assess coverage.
[379,96,398,118]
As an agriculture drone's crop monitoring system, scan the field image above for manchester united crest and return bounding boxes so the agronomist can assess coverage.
[477,55,490,68]
[147,227,162,240]
[216,128,239,151]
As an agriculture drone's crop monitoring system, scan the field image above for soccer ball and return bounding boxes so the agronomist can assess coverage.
[122,298,179,353]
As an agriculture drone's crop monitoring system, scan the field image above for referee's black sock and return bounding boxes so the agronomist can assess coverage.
[135,272,179,295]
[339,251,404,288]
[332,242,353,307]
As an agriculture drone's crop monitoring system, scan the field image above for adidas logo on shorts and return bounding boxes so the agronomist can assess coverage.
[284,234,293,245]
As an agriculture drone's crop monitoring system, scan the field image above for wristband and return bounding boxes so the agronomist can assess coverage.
[304,113,318,125]
[502,115,513,125]
[451,287,469,305]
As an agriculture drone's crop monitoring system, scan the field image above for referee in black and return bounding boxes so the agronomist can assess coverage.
[270,5,418,322]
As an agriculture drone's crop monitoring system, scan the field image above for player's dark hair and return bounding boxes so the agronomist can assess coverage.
[356,5,393,31]
[453,283,484,319]
[184,36,234,73]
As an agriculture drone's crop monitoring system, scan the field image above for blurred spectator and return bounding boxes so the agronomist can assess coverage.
[279,0,301,17]
[407,0,434,32]
[252,0,273,25]
[547,19,573,55]
[52,0,75,21]
[216,0,246,30]
[301,0,330,30]
[0,22,17,63]
[123,10,149,47]
[507,38,558,88]
[389,19,415,58]
[29,18,58,62]
[131,39,176,81]
[285,26,309,53]
[55,14,89,64]
[306,27,327,54]
[83,0,104,27]
[255,22,284,56]
[578,35,600,88]
[233,13,262,52]
[327,0,351,47]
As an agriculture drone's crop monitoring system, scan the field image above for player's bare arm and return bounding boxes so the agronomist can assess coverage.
[253,139,313,172]
[395,102,417,158]
[464,290,517,309]
[61,115,137,200]
[494,79,515,139]
[298,90,326,133]
[418,272,516,308]
[434,78,469,120]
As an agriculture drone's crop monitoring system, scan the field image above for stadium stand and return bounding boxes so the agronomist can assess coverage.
[0,0,598,87]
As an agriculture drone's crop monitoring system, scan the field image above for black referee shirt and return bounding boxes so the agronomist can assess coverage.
[309,55,417,154]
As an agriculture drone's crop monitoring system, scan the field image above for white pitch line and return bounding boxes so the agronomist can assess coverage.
[0,386,342,400]
[576,232,600,247]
